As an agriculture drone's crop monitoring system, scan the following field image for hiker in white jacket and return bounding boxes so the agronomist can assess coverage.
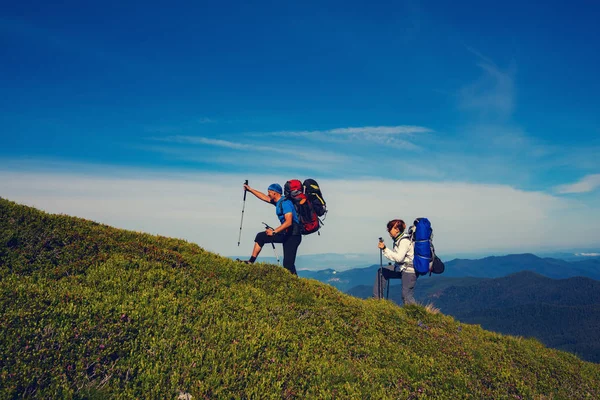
[373,219,417,304]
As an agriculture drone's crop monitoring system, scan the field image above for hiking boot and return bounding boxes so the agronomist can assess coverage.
[235,258,252,264]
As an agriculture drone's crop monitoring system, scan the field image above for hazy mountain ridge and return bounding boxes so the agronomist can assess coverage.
[444,254,600,279]
[434,271,600,310]
[298,253,600,293]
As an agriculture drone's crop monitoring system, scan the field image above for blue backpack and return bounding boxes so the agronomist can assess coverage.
[412,218,445,276]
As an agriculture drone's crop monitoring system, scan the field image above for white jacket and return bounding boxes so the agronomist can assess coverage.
[382,231,415,274]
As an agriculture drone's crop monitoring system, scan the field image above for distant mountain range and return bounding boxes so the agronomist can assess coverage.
[442,253,600,279]
[297,253,600,291]
[347,271,600,363]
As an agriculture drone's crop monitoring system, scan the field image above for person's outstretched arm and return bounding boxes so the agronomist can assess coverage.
[244,184,272,203]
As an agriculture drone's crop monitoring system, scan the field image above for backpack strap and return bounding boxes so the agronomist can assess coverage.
[277,198,301,235]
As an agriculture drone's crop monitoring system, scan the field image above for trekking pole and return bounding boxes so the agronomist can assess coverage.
[386,263,392,300]
[378,237,383,299]
[262,222,281,265]
[237,179,248,246]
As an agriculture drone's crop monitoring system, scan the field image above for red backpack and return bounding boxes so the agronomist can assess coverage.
[282,179,321,235]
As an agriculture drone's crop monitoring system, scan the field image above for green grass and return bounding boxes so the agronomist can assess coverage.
[1,197,599,399]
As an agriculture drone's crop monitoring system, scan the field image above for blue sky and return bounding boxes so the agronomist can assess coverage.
[1,1,599,262]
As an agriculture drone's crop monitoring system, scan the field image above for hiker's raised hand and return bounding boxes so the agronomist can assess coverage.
[378,241,386,250]
[266,228,274,236]
[243,183,250,191]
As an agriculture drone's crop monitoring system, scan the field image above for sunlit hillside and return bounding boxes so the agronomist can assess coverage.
[1,197,599,399]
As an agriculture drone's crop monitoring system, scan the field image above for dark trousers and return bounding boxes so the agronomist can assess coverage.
[254,232,302,275]
[373,265,417,304]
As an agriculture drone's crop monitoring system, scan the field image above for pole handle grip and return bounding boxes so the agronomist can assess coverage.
[243,179,249,200]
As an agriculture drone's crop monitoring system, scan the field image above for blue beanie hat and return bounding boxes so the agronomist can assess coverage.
[267,183,282,194]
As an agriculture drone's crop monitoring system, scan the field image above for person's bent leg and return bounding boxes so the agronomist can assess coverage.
[282,235,301,275]
[373,265,399,299]
[401,271,417,305]
[249,231,269,263]
[372,268,386,299]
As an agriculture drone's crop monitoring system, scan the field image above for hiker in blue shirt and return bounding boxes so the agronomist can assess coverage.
[373,219,417,304]
[240,183,302,275]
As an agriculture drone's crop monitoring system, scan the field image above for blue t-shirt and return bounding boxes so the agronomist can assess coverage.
[274,198,299,224]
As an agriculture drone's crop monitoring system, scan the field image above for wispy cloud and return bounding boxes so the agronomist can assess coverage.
[358,134,421,151]
[327,126,432,135]
[555,174,600,194]
[448,50,577,187]
[462,124,555,159]
[248,125,432,150]
[148,136,352,164]
[459,49,516,119]
[143,123,446,178]
[154,125,428,158]
[159,136,258,151]
[257,125,430,137]
[447,52,597,180]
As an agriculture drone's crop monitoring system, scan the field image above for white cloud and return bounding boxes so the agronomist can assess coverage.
[554,174,600,194]
[2,167,599,264]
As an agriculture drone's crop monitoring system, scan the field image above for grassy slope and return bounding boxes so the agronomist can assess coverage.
[1,197,599,399]
[348,274,600,363]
